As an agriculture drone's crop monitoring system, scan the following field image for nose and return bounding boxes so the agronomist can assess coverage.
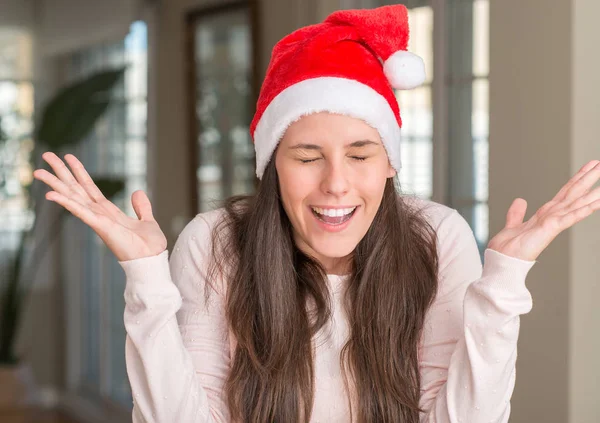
[320,159,350,197]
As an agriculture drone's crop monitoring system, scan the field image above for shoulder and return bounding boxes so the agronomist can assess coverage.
[401,194,459,233]
[400,194,480,274]
[176,207,229,244]
[170,208,233,294]
[173,208,232,269]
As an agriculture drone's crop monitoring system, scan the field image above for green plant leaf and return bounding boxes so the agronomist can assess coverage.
[0,237,25,365]
[1,67,128,365]
[94,177,125,199]
[35,67,126,149]
[0,115,7,142]
[57,100,112,146]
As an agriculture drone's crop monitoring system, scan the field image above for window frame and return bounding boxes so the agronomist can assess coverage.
[185,0,261,215]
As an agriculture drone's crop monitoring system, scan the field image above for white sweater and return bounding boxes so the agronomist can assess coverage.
[118,197,536,422]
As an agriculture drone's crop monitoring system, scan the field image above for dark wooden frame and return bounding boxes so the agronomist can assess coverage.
[184,0,261,215]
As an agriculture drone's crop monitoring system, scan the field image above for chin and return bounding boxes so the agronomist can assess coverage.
[311,237,359,260]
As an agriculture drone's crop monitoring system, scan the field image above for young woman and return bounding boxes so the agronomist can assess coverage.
[33,5,599,423]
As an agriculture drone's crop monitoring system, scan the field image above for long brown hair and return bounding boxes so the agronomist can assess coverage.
[206,156,439,422]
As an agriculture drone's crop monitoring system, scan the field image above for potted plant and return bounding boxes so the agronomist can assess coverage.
[0,67,127,409]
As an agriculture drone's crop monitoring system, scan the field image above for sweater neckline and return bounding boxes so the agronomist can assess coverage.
[326,274,349,279]
[326,273,348,294]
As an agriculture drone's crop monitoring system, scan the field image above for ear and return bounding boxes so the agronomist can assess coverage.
[387,163,397,178]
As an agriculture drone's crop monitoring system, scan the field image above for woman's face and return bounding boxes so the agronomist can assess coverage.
[275,112,396,275]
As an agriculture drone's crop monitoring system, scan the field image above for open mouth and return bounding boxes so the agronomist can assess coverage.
[310,206,358,226]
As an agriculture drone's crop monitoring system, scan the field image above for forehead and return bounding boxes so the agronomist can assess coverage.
[281,112,382,145]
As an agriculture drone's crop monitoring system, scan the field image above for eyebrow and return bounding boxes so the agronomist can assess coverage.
[288,140,379,150]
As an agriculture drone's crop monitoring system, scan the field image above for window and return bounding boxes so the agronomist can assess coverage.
[61,21,147,409]
[373,0,490,258]
[188,3,256,213]
[0,27,34,260]
[446,0,489,255]
[471,0,490,253]
[397,4,434,199]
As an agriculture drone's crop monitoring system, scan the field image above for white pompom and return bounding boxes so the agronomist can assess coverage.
[383,50,426,90]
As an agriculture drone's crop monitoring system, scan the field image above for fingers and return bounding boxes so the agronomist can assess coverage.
[62,154,127,217]
[561,186,600,216]
[46,190,100,228]
[33,168,89,205]
[131,190,154,221]
[558,198,600,230]
[566,161,600,199]
[63,154,106,202]
[40,152,91,202]
[554,160,600,203]
[35,152,125,218]
[505,198,527,229]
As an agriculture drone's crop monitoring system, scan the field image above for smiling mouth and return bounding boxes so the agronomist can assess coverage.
[310,206,358,225]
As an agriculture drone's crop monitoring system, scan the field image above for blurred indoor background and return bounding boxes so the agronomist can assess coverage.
[0,0,598,422]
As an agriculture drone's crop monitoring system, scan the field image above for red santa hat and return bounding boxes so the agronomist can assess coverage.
[250,5,426,179]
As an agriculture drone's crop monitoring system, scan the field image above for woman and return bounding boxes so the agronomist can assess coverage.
[33,5,599,423]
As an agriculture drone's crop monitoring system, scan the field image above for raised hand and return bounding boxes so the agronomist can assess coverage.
[488,160,600,262]
[33,152,167,262]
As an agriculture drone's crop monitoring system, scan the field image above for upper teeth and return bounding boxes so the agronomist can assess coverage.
[311,206,356,217]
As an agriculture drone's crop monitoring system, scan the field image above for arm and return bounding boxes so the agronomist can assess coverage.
[419,209,536,423]
[31,153,228,421]
[120,214,231,423]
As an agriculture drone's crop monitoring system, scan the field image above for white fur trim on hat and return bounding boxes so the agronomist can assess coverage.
[383,50,426,90]
[253,77,401,179]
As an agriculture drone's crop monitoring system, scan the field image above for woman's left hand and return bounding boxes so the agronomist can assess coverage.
[488,159,600,262]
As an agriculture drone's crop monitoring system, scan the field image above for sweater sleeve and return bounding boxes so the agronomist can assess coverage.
[119,214,231,423]
[418,209,536,423]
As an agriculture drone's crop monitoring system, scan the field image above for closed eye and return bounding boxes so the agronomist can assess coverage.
[298,156,368,164]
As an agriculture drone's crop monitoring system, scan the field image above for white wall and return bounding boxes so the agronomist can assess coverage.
[569,0,600,421]
[491,0,600,422]
[0,0,34,27]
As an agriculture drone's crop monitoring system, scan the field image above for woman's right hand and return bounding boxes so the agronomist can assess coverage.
[33,152,167,262]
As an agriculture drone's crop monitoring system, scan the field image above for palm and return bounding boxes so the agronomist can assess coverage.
[488,160,600,261]
[33,152,167,262]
